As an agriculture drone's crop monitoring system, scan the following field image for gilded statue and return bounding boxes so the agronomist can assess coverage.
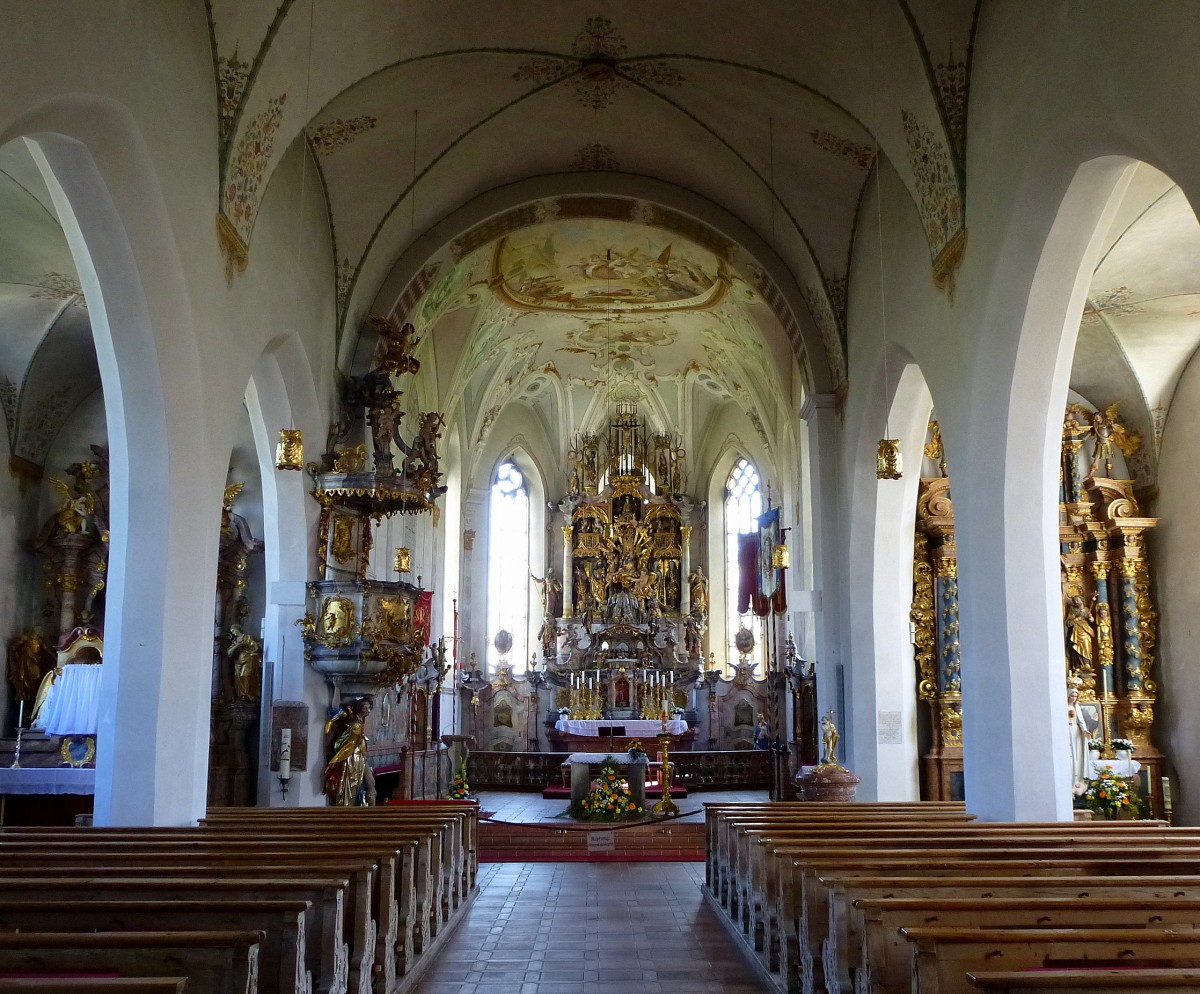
[323,697,376,806]
[1067,402,1141,478]
[1065,594,1096,670]
[226,624,263,702]
[370,315,422,376]
[401,411,446,492]
[7,630,53,703]
[820,711,840,767]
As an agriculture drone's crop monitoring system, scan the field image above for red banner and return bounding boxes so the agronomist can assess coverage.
[413,590,434,646]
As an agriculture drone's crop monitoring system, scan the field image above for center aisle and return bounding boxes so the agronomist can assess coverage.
[409,861,769,994]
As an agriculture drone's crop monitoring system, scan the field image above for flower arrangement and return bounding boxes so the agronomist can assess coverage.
[1112,737,1135,753]
[1086,738,1103,752]
[557,706,571,718]
[447,757,471,800]
[672,706,685,718]
[626,739,648,762]
[578,757,642,821]
[1084,766,1143,818]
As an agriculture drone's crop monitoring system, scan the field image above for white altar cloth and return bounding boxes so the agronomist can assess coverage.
[0,767,95,795]
[566,752,653,765]
[42,663,102,736]
[555,718,687,736]
[1092,756,1141,778]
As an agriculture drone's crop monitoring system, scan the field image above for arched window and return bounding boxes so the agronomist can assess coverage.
[487,460,530,673]
[724,457,766,674]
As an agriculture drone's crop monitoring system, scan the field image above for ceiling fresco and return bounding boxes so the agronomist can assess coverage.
[207,1,982,393]
[491,219,726,313]
[378,212,794,470]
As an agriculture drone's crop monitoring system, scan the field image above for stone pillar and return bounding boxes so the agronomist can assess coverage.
[561,525,574,618]
[680,525,692,615]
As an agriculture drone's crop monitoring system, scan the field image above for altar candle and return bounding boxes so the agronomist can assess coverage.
[278,727,292,779]
[16,700,22,729]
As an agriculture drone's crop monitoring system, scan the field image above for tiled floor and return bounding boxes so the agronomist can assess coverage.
[411,861,769,994]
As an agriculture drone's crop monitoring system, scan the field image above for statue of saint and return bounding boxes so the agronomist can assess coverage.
[1066,683,1099,793]
[227,625,263,702]
[689,566,709,617]
[323,697,376,806]
[1065,595,1096,670]
[531,567,562,619]
[820,711,840,766]
[6,630,52,704]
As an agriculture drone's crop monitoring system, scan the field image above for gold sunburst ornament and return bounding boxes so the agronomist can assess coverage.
[275,429,303,471]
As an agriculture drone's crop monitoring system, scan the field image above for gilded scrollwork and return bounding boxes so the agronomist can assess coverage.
[911,534,936,701]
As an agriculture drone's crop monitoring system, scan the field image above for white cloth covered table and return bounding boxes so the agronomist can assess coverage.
[0,767,95,795]
[1091,756,1141,778]
[41,663,102,736]
[566,752,653,765]
[554,718,687,736]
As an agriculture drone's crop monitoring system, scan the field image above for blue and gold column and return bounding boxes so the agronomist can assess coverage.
[932,535,962,747]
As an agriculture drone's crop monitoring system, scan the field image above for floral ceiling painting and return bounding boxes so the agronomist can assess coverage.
[491,219,728,313]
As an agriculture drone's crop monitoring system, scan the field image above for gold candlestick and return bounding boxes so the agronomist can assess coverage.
[652,729,679,817]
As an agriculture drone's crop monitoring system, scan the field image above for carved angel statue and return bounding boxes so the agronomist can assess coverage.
[369,315,421,376]
[400,412,446,495]
[820,710,840,767]
[1068,402,1141,478]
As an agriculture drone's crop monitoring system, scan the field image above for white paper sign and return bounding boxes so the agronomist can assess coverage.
[587,830,615,853]
[877,711,902,745]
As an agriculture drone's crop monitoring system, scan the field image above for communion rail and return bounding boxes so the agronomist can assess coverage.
[467,749,771,790]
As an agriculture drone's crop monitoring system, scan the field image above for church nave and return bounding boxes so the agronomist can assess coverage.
[410,861,767,994]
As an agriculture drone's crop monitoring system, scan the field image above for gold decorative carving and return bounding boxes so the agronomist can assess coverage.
[332,445,367,474]
[876,438,902,480]
[931,227,968,295]
[911,533,936,701]
[318,596,356,646]
[331,516,355,565]
[216,212,248,284]
[1135,559,1158,697]
[938,694,963,747]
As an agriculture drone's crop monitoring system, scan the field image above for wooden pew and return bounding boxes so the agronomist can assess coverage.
[967,967,1200,992]
[0,860,375,994]
[0,931,261,994]
[0,839,405,990]
[855,897,1200,994]
[0,878,347,994]
[900,927,1200,994]
[0,899,306,994]
[0,981,189,994]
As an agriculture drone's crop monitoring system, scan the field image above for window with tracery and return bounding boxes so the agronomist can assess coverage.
[724,457,766,674]
[487,460,530,673]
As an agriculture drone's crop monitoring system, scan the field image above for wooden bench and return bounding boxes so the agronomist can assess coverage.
[0,878,348,994]
[900,926,1200,994]
[0,931,261,994]
[967,967,1200,992]
[0,981,189,994]
[855,897,1200,994]
[0,899,306,994]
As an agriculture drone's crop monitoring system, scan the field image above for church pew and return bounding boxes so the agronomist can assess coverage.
[745,825,1193,974]
[966,967,1200,992]
[0,900,306,994]
[204,802,479,894]
[814,874,1200,994]
[0,860,375,994]
[774,853,1200,994]
[899,926,1200,994]
[706,804,972,905]
[0,878,347,994]
[853,896,1200,994]
[797,852,1200,994]
[0,982,188,994]
[0,931,262,994]
[0,838,413,989]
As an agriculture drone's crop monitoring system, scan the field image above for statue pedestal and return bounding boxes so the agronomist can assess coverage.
[795,764,861,802]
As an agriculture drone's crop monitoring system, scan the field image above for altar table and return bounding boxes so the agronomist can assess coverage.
[0,767,95,795]
[554,718,687,736]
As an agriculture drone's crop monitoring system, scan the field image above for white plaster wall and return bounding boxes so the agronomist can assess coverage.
[1149,348,1200,824]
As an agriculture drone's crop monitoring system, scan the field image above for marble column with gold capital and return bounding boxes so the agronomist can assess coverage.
[1118,557,1144,695]
[933,539,961,694]
[1091,560,1114,698]
[561,524,574,617]
[680,524,692,615]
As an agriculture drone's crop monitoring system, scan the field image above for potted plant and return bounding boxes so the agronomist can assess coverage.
[1086,738,1103,753]
[1112,737,1135,758]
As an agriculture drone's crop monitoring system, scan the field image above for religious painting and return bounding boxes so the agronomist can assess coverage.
[378,596,413,642]
[492,219,728,314]
[331,514,357,565]
[493,697,513,728]
[320,596,355,641]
